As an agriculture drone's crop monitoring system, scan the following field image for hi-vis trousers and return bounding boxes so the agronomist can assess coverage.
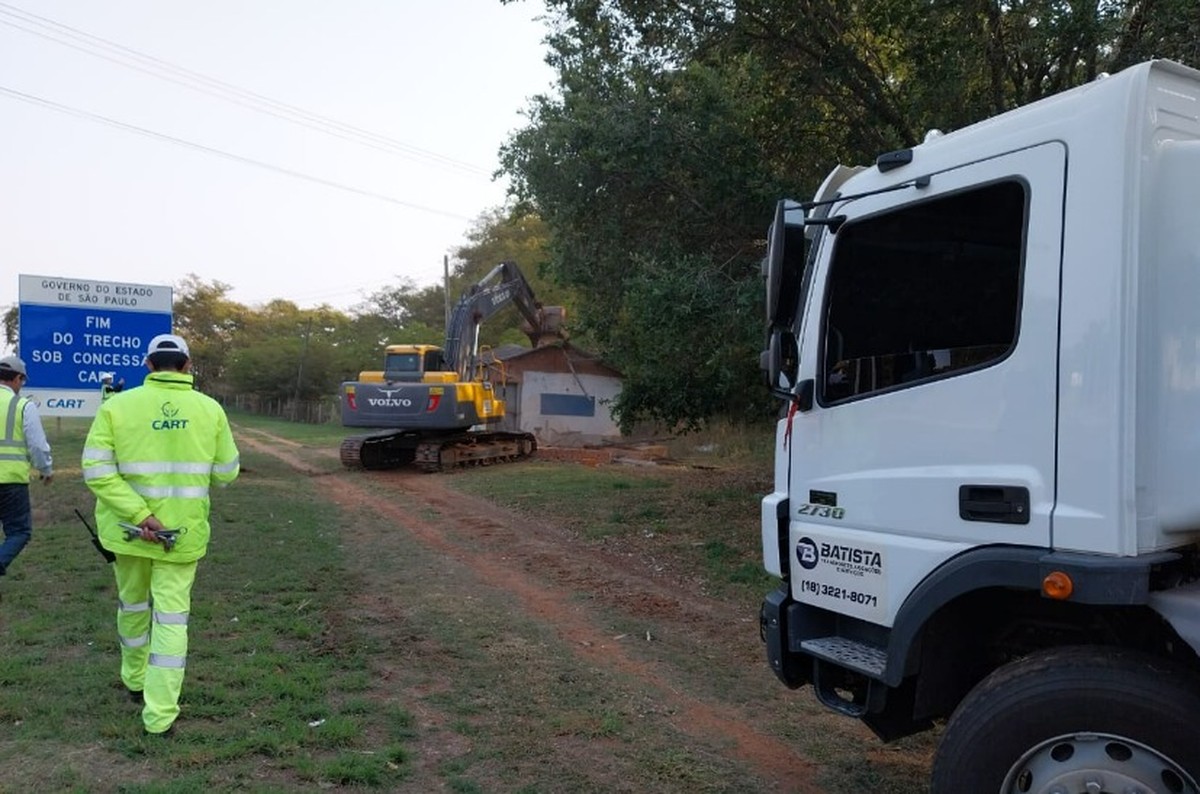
[114,554,198,734]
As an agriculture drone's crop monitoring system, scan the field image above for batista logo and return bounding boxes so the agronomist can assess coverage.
[796,537,820,570]
[153,401,189,430]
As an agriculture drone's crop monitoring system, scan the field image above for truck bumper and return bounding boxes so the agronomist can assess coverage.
[760,586,809,688]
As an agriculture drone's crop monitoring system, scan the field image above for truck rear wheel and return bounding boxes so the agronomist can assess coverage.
[931,646,1200,793]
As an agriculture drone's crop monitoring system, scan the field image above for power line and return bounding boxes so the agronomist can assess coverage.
[0,2,492,175]
[259,283,396,304]
[0,84,474,222]
[0,1,494,177]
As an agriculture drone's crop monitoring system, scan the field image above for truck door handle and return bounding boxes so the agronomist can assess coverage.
[959,485,1030,525]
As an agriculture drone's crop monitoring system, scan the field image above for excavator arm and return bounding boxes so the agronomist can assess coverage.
[443,261,547,380]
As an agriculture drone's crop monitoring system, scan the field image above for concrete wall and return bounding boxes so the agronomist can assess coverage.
[520,371,623,446]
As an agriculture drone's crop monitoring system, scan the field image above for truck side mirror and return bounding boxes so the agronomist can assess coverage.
[764,199,807,329]
[762,328,800,396]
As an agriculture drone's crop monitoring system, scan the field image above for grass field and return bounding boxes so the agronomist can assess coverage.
[0,414,932,793]
[0,418,413,791]
[225,409,348,446]
[225,413,933,792]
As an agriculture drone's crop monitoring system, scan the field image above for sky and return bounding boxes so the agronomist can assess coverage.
[0,0,557,318]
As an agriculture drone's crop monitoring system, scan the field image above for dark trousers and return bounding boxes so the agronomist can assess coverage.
[0,483,32,575]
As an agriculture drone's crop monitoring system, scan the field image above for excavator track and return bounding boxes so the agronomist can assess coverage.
[413,432,538,473]
[341,430,537,472]
[340,431,420,471]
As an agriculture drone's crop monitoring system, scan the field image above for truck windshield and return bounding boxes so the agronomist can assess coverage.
[821,180,1025,403]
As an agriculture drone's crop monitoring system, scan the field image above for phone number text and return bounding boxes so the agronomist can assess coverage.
[799,579,878,607]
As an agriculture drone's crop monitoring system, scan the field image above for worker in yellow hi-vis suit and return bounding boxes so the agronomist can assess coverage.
[82,334,239,737]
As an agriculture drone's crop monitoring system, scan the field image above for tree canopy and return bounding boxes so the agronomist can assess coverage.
[163,205,566,405]
[8,3,1197,433]
[355,205,575,352]
[499,0,1199,431]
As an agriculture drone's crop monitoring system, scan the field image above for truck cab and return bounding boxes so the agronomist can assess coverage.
[761,60,1200,790]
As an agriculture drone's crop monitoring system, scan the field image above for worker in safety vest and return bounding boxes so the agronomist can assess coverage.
[0,355,53,594]
[82,334,239,736]
[100,373,124,402]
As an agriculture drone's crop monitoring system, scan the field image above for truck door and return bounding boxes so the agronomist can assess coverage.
[787,142,1065,626]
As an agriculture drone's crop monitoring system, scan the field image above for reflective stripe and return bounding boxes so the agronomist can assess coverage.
[83,464,119,479]
[120,462,214,475]
[153,611,189,626]
[0,452,25,461]
[119,599,150,613]
[213,458,239,474]
[148,653,186,669]
[0,439,23,448]
[120,633,149,648]
[83,447,114,461]
[131,484,209,499]
[3,394,18,441]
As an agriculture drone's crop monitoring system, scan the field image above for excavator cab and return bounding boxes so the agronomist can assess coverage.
[384,345,450,382]
[359,344,455,385]
[382,349,431,382]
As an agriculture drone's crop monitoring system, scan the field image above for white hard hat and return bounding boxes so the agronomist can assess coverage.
[145,334,190,359]
[0,355,27,377]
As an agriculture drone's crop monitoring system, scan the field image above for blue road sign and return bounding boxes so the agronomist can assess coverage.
[18,274,173,417]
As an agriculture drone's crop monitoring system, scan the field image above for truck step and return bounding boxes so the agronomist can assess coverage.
[801,637,887,679]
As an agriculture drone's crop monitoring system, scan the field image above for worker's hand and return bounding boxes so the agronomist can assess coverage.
[139,515,166,540]
[40,472,53,485]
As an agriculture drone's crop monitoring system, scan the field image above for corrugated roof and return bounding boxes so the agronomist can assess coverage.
[491,341,622,378]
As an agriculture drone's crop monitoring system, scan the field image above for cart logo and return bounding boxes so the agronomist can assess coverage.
[796,537,820,570]
[378,388,403,398]
[152,401,188,430]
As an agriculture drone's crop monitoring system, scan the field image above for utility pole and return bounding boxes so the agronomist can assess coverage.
[293,316,313,421]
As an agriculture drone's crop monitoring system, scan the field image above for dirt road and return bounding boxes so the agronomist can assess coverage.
[237,431,931,792]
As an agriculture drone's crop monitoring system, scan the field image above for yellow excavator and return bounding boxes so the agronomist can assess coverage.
[339,261,565,471]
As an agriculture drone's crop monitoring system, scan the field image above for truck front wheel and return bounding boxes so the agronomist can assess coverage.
[931,646,1200,793]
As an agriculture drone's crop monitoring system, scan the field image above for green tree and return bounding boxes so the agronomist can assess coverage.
[172,275,247,394]
[450,205,572,349]
[606,251,768,432]
[501,0,1199,431]
[226,300,361,401]
[339,311,444,379]
[453,206,551,289]
[349,277,452,375]
[352,206,566,356]
[501,41,783,430]
[2,305,16,352]
[355,277,445,331]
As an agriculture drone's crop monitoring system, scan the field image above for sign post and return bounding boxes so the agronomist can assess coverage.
[18,274,173,417]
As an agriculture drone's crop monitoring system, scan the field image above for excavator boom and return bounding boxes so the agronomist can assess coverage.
[443,261,557,382]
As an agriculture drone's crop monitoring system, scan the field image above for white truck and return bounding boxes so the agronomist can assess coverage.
[760,59,1200,792]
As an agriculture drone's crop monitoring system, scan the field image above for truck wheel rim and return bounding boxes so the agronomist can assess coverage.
[1001,732,1198,794]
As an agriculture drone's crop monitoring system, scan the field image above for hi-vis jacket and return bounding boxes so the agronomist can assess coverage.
[0,384,50,483]
[0,386,31,484]
[82,371,239,562]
